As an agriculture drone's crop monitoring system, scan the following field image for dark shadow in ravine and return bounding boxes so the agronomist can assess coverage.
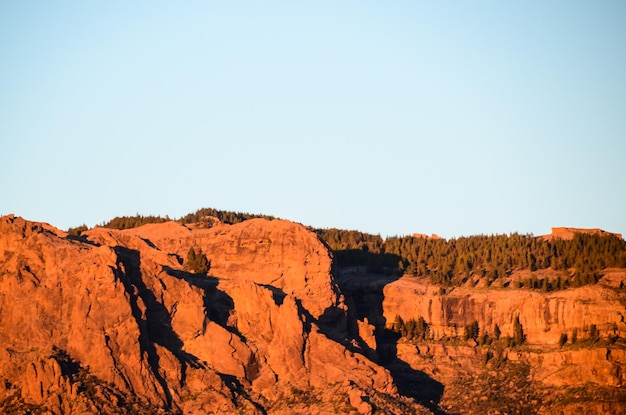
[333,251,447,415]
[66,234,100,246]
[162,266,241,338]
[218,374,268,415]
[114,247,204,409]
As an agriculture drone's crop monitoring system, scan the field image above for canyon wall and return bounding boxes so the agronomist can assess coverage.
[382,276,626,345]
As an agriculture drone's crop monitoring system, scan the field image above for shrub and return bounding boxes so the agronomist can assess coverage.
[464,320,480,341]
[589,324,600,341]
[67,224,88,236]
[512,317,525,346]
[186,247,210,274]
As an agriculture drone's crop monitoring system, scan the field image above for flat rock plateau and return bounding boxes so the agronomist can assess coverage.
[0,214,625,414]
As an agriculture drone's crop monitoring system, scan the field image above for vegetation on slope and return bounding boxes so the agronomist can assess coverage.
[317,228,626,289]
[68,207,626,290]
[178,207,275,225]
[68,208,275,235]
[101,214,169,230]
[385,314,626,415]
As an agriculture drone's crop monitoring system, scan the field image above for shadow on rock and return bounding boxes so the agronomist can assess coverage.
[162,266,243,337]
[114,247,205,408]
[334,256,447,415]
[378,328,446,415]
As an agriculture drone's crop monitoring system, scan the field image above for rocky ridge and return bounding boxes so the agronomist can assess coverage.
[2,213,626,414]
[0,215,430,414]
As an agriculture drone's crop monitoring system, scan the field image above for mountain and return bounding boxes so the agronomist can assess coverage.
[0,214,429,414]
[1,213,625,414]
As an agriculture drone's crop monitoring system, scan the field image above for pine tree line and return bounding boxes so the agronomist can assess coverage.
[69,209,626,292]
[74,208,276,233]
[101,214,169,230]
[317,229,626,288]
[178,208,275,226]
[390,315,527,347]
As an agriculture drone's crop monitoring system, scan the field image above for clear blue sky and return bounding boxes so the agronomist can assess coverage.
[1,1,625,238]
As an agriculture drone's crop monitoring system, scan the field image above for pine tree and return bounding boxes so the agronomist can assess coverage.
[392,315,404,333]
[464,320,479,341]
[187,247,197,264]
[186,247,210,274]
[589,324,599,341]
[494,324,501,340]
[513,316,525,346]
[416,316,429,340]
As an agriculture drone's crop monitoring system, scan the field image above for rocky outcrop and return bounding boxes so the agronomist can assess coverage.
[382,275,626,345]
[0,215,429,414]
[377,274,626,394]
[393,340,626,415]
[5,213,624,414]
[124,218,345,321]
[336,268,626,412]
[543,227,623,240]
[411,233,442,240]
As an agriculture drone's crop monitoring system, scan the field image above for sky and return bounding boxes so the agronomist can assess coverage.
[1,1,625,239]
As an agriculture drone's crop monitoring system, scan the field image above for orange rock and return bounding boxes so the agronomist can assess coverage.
[382,275,626,345]
[0,215,425,414]
[542,227,623,241]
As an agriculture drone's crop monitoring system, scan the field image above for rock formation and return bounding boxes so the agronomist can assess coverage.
[0,215,430,414]
[336,269,626,414]
[2,213,625,414]
[381,275,626,345]
[543,227,623,241]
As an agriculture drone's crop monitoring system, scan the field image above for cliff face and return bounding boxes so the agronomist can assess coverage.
[336,265,626,413]
[0,215,430,414]
[382,276,626,346]
[375,274,626,413]
[3,214,625,414]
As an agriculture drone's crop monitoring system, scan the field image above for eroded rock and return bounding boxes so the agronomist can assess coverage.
[0,215,427,414]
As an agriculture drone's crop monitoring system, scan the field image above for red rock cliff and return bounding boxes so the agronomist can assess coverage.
[0,215,430,414]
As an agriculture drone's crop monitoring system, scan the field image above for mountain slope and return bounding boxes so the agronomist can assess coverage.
[0,214,430,414]
[2,213,625,414]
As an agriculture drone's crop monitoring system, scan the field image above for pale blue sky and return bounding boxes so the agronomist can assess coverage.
[1,1,625,238]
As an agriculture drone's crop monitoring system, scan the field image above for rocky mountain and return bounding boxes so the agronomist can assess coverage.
[0,215,429,414]
[1,213,625,414]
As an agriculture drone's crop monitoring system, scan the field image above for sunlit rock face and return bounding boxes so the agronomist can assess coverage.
[0,215,431,414]
[3,213,624,414]
[382,276,626,346]
[376,274,626,413]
